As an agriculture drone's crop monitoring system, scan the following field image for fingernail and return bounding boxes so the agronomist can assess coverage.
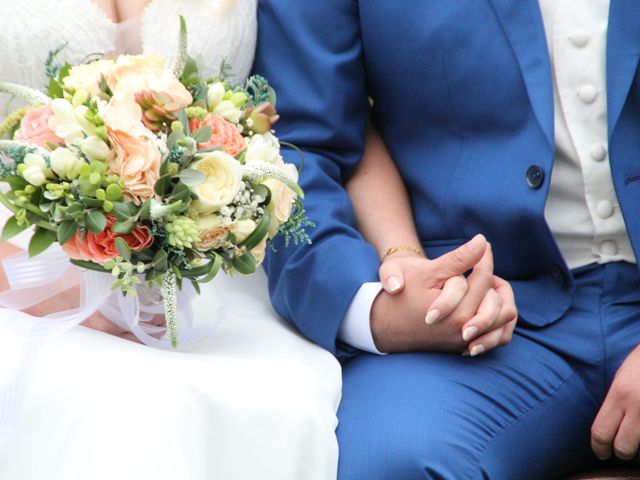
[470,345,486,357]
[462,326,478,342]
[387,276,401,292]
[425,309,441,324]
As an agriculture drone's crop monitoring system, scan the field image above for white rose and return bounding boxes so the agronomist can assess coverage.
[190,151,243,214]
[22,153,52,186]
[264,178,296,237]
[230,219,257,243]
[49,148,86,180]
[63,59,115,96]
[213,100,242,123]
[245,133,283,166]
[79,136,112,162]
[207,82,226,111]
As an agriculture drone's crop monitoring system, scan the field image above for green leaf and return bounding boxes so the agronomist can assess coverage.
[56,220,78,245]
[86,210,107,233]
[70,259,109,273]
[179,109,191,136]
[28,227,56,258]
[178,169,205,187]
[154,173,173,196]
[1,216,28,241]
[201,253,223,282]
[239,210,271,251]
[191,126,212,143]
[171,183,192,203]
[111,201,137,221]
[230,252,257,276]
[252,183,272,205]
[114,237,131,261]
[81,197,104,208]
[191,279,201,295]
[139,200,152,221]
[167,129,185,148]
[152,249,168,271]
[2,175,28,191]
[111,219,136,234]
[58,62,72,82]
[48,78,64,99]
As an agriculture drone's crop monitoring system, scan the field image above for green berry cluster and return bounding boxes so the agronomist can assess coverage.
[165,215,199,250]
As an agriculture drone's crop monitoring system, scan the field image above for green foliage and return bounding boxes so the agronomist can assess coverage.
[1,216,28,241]
[28,227,56,257]
[245,75,276,107]
[276,201,315,248]
[45,43,68,80]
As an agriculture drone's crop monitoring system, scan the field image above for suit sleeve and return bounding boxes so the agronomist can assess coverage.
[252,0,380,357]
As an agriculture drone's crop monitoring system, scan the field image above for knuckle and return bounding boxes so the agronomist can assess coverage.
[451,248,468,267]
[614,442,636,459]
[591,426,613,445]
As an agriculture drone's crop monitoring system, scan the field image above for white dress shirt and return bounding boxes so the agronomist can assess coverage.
[340,0,635,354]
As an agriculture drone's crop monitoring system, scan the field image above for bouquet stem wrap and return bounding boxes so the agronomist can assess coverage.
[0,246,221,448]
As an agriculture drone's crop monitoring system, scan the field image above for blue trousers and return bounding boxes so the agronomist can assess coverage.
[337,263,640,479]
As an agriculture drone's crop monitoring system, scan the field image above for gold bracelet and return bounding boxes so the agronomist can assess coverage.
[381,245,423,262]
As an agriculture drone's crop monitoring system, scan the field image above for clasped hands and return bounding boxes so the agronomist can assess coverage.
[370,234,518,356]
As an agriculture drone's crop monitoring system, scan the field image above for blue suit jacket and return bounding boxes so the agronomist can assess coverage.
[252,0,640,358]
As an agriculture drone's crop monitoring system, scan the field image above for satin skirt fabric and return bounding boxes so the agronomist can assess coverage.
[0,270,341,480]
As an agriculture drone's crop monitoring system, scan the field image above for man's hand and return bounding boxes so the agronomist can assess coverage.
[592,344,640,461]
[372,235,517,354]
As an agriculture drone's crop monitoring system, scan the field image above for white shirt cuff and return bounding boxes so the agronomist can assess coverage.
[338,282,386,355]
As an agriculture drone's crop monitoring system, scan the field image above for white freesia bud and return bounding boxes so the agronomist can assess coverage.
[213,100,242,123]
[230,219,257,243]
[190,151,243,214]
[207,82,226,111]
[79,136,112,161]
[245,133,283,166]
[51,99,85,145]
[22,153,52,186]
[49,147,86,180]
[22,165,47,186]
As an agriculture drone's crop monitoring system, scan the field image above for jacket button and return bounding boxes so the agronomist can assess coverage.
[550,266,567,287]
[526,165,545,189]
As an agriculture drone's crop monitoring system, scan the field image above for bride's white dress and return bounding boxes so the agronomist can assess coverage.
[0,1,341,479]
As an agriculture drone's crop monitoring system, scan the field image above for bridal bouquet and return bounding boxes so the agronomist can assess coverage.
[0,18,311,347]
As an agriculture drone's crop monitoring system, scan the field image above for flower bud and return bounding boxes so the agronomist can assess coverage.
[79,135,112,161]
[229,92,248,108]
[22,165,47,186]
[230,219,257,243]
[207,82,226,111]
[72,89,90,107]
[213,100,242,124]
[50,147,86,180]
[245,103,280,134]
[22,153,53,186]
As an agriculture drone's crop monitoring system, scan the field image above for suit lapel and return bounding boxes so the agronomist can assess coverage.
[607,0,640,138]
[487,0,553,147]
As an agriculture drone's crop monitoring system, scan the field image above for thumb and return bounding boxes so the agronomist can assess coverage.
[379,262,405,294]
[431,234,488,279]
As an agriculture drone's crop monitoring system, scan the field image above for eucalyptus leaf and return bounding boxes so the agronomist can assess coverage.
[1,216,27,241]
[152,249,168,271]
[139,200,151,221]
[86,210,107,233]
[70,259,110,273]
[111,219,136,234]
[57,220,78,245]
[177,169,205,187]
[114,237,131,261]
[191,126,212,144]
[28,227,56,258]
[154,173,172,196]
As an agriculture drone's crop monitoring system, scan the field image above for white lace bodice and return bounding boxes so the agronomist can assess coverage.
[0,0,257,98]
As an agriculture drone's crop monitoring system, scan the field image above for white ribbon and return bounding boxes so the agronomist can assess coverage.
[0,246,223,448]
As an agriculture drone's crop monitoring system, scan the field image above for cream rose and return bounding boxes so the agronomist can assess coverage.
[245,133,284,166]
[190,151,243,214]
[63,59,116,96]
[264,177,297,238]
[49,148,86,180]
[195,214,231,250]
[251,239,268,265]
[230,219,257,243]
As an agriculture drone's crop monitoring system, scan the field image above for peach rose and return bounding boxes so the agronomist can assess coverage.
[108,129,161,204]
[190,113,245,157]
[14,105,63,150]
[63,215,153,265]
[107,61,192,112]
[103,93,151,139]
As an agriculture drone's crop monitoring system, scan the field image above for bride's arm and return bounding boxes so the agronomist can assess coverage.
[346,127,424,261]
